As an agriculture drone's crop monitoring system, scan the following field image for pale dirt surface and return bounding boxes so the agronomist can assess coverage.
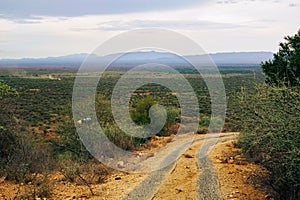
[150,134,233,200]
[0,133,274,200]
[0,135,174,200]
[151,142,201,200]
[210,140,275,200]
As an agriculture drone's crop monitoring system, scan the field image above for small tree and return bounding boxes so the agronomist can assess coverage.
[131,96,156,125]
[131,96,179,136]
[0,81,12,99]
[262,30,300,86]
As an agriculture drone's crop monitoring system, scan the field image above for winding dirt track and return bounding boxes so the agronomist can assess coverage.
[123,133,238,200]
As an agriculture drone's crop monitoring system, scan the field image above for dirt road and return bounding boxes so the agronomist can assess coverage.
[123,133,237,200]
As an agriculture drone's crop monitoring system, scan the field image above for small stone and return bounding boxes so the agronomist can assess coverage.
[183,154,193,158]
[117,161,125,168]
[176,189,183,193]
[228,159,234,164]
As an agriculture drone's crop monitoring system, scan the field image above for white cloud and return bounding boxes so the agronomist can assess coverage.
[0,0,299,58]
[72,19,247,31]
[0,0,208,20]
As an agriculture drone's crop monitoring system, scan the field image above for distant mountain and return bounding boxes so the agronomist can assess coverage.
[208,52,273,65]
[0,53,91,67]
[0,51,273,67]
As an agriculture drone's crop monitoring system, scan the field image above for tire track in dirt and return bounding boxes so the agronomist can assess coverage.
[123,133,237,200]
[197,142,223,200]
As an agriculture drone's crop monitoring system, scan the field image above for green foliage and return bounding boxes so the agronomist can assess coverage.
[164,107,180,128]
[236,83,300,199]
[130,96,180,136]
[157,106,180,136]
[0,127,16,165]
[0,82,50,184]
[131,96,156,125]
[197,116,224,133]
[52,120,91,161]
[197,116,210,134]
[1,132,52,183]
[259,29,300,197]
[102,124,138,150]
[0,81,11,99]
[0,85,16,156]
[262,30,300,86]
[0,68,264,187]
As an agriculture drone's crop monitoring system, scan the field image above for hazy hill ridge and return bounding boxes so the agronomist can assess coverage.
[0,51,273,67]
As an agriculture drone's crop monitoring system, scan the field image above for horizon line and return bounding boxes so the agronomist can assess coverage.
[0,50,274,60]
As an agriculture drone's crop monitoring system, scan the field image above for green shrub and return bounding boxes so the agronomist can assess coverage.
[52,120,91,161]
[1,132,53,183]
[236,83,300,200]
[0,81,14,99]
[131,96,156,125]
[131,96,180,136]
[0,127,16,164]
[103,124,138,150]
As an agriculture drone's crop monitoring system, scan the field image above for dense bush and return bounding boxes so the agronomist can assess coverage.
[236,83,300,199]
[0,127,16,167]
[0,121,53,184]
[102,124,138,150]
[3,134,52,182]
[51,119,91,161]
[0,81,12,99]
[130,96,180,136]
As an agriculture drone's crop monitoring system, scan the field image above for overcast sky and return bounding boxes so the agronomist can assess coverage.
[0,0,299,58]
